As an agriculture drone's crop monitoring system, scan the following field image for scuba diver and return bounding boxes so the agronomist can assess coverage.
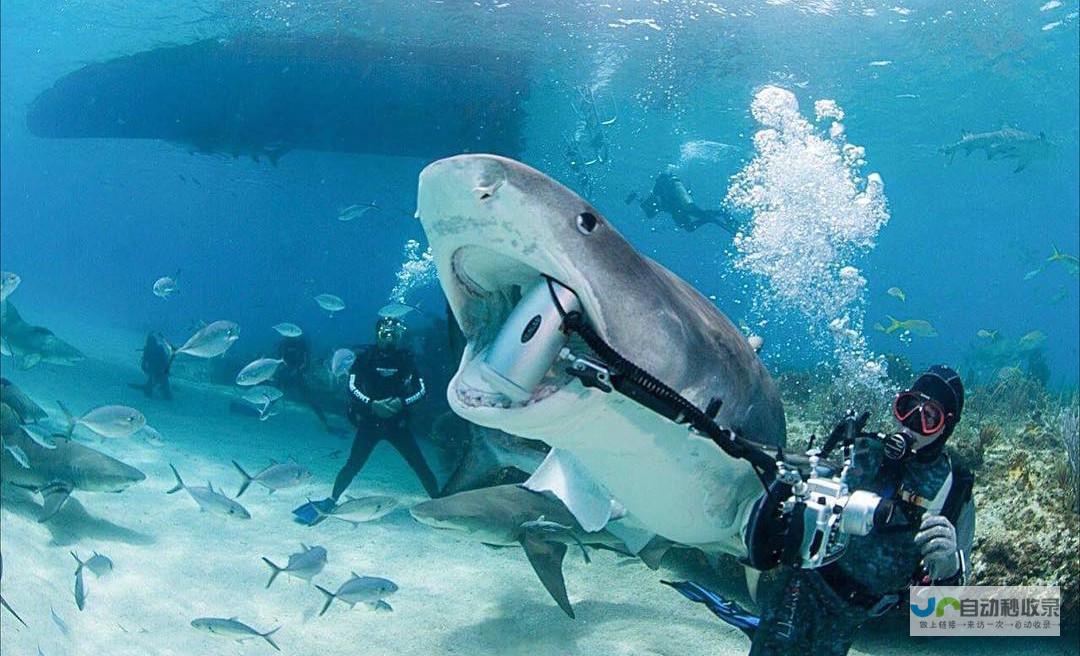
[129,331,173,399]
[274,334,333,433]
[294,315,440,525]
[667,365,974,656]
[630,165,738,233]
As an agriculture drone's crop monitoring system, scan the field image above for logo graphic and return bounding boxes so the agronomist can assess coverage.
[910,586,1060,637]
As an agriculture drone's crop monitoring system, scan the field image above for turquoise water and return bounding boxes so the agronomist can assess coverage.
[1,2,1078,655]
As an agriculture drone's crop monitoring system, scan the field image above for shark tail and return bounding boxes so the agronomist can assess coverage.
[232,460,254,498]
[1049,245,1062,262]
[261,557,284,589]
[315,585,336,616]
[260,626,281,652]
[166,463,185,494]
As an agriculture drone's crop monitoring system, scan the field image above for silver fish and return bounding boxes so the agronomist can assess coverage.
[261,544,327,588]
[337,202,379,222]
[85,552,113,577]
[176,320,240,358]
[152,276,178,299]
[139,425,166,447]
[50,605,69,636]
[272,322,302,337]
[315,574,398,616]
[235,358,284,387]
[329,348,355,378]
[63,404,146,439]
[22,423,58,449]
[190,617,280,651]
[166,464,251,519]
[232,460,311,497]
[71,552,88,611]
[315,495,398,527]
[314,293,345,316]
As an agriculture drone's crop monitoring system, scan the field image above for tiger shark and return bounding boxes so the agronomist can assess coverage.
[415,154,786,558]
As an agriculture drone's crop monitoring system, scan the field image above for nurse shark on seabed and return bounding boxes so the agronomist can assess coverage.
[414,154,786,566]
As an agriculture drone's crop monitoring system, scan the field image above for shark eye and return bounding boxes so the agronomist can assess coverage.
[576,212,598,234]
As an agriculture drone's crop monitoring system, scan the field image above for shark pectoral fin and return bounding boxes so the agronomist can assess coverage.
[523,449,616,533]
[520,533,574,619]
[636,536,674,571]
[39,482,73,522]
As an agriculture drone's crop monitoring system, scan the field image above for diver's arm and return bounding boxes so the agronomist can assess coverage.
[348,374,372,404]
[951,500,975,585]
[402,358,426,406]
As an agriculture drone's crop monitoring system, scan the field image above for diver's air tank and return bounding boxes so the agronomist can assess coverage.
[479,278,581,402]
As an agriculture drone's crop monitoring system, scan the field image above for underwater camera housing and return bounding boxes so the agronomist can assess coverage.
[746,414,903,571]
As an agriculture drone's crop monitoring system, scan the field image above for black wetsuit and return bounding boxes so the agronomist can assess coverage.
[750,438,971,656]
[640,171,736,233]
[331,344,439,500]
[134,332,172,399]
[275,336,330,430]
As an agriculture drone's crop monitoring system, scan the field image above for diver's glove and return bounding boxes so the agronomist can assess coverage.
[915,514,960,581]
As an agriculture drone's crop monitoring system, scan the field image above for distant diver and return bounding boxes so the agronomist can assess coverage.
[295,315,440,526]
[130,331,173,399]
[630,165,737,233]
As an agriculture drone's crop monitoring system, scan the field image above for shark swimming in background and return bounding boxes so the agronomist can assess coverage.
[1,401,145,522]
[940,126,1050,172]
[411,484,667,618]
[414,154,786,559]
[0,302,84,370]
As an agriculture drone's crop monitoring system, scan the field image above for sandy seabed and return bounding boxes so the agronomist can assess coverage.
[1,324,1075,656]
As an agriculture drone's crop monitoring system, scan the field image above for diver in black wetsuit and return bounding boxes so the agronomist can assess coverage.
[326,316,440,501]
[131,332,173,399]
[274,335,333,432]
[635,165,737,233]
[668,366,975,656]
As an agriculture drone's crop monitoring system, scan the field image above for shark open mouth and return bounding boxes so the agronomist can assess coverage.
[447,246,591,412]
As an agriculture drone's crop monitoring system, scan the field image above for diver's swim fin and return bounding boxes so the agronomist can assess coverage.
[661,580,759,639]
[292,498,335,526]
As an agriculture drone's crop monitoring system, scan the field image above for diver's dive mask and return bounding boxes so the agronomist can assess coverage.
[376,317,407,346]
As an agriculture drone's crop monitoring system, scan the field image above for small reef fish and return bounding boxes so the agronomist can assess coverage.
[0,271,20,302]
[166,464,251,519]
[71,552,88,611]
[1047,246,1079,277]
[316,574,398,616]
[272,322,302,337]
[190,617,280,651]
[152,275,179,299]
[521,515,591,563]
[0,553,27,627]
[875,316,938,338]
[377,302,421,320]
[313,495,398,527]
[235,358,284,387]
[314,293,345,317]
[976,329,999,341]
[60,403,146,439]
[886,286,906,302]
[50,605,69,636]
[239,386,283,420]
[261,544,327,588]
[232,459,311,497]
[337,202,380,222]
[175,320,240,358]
[139,425,166,447]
